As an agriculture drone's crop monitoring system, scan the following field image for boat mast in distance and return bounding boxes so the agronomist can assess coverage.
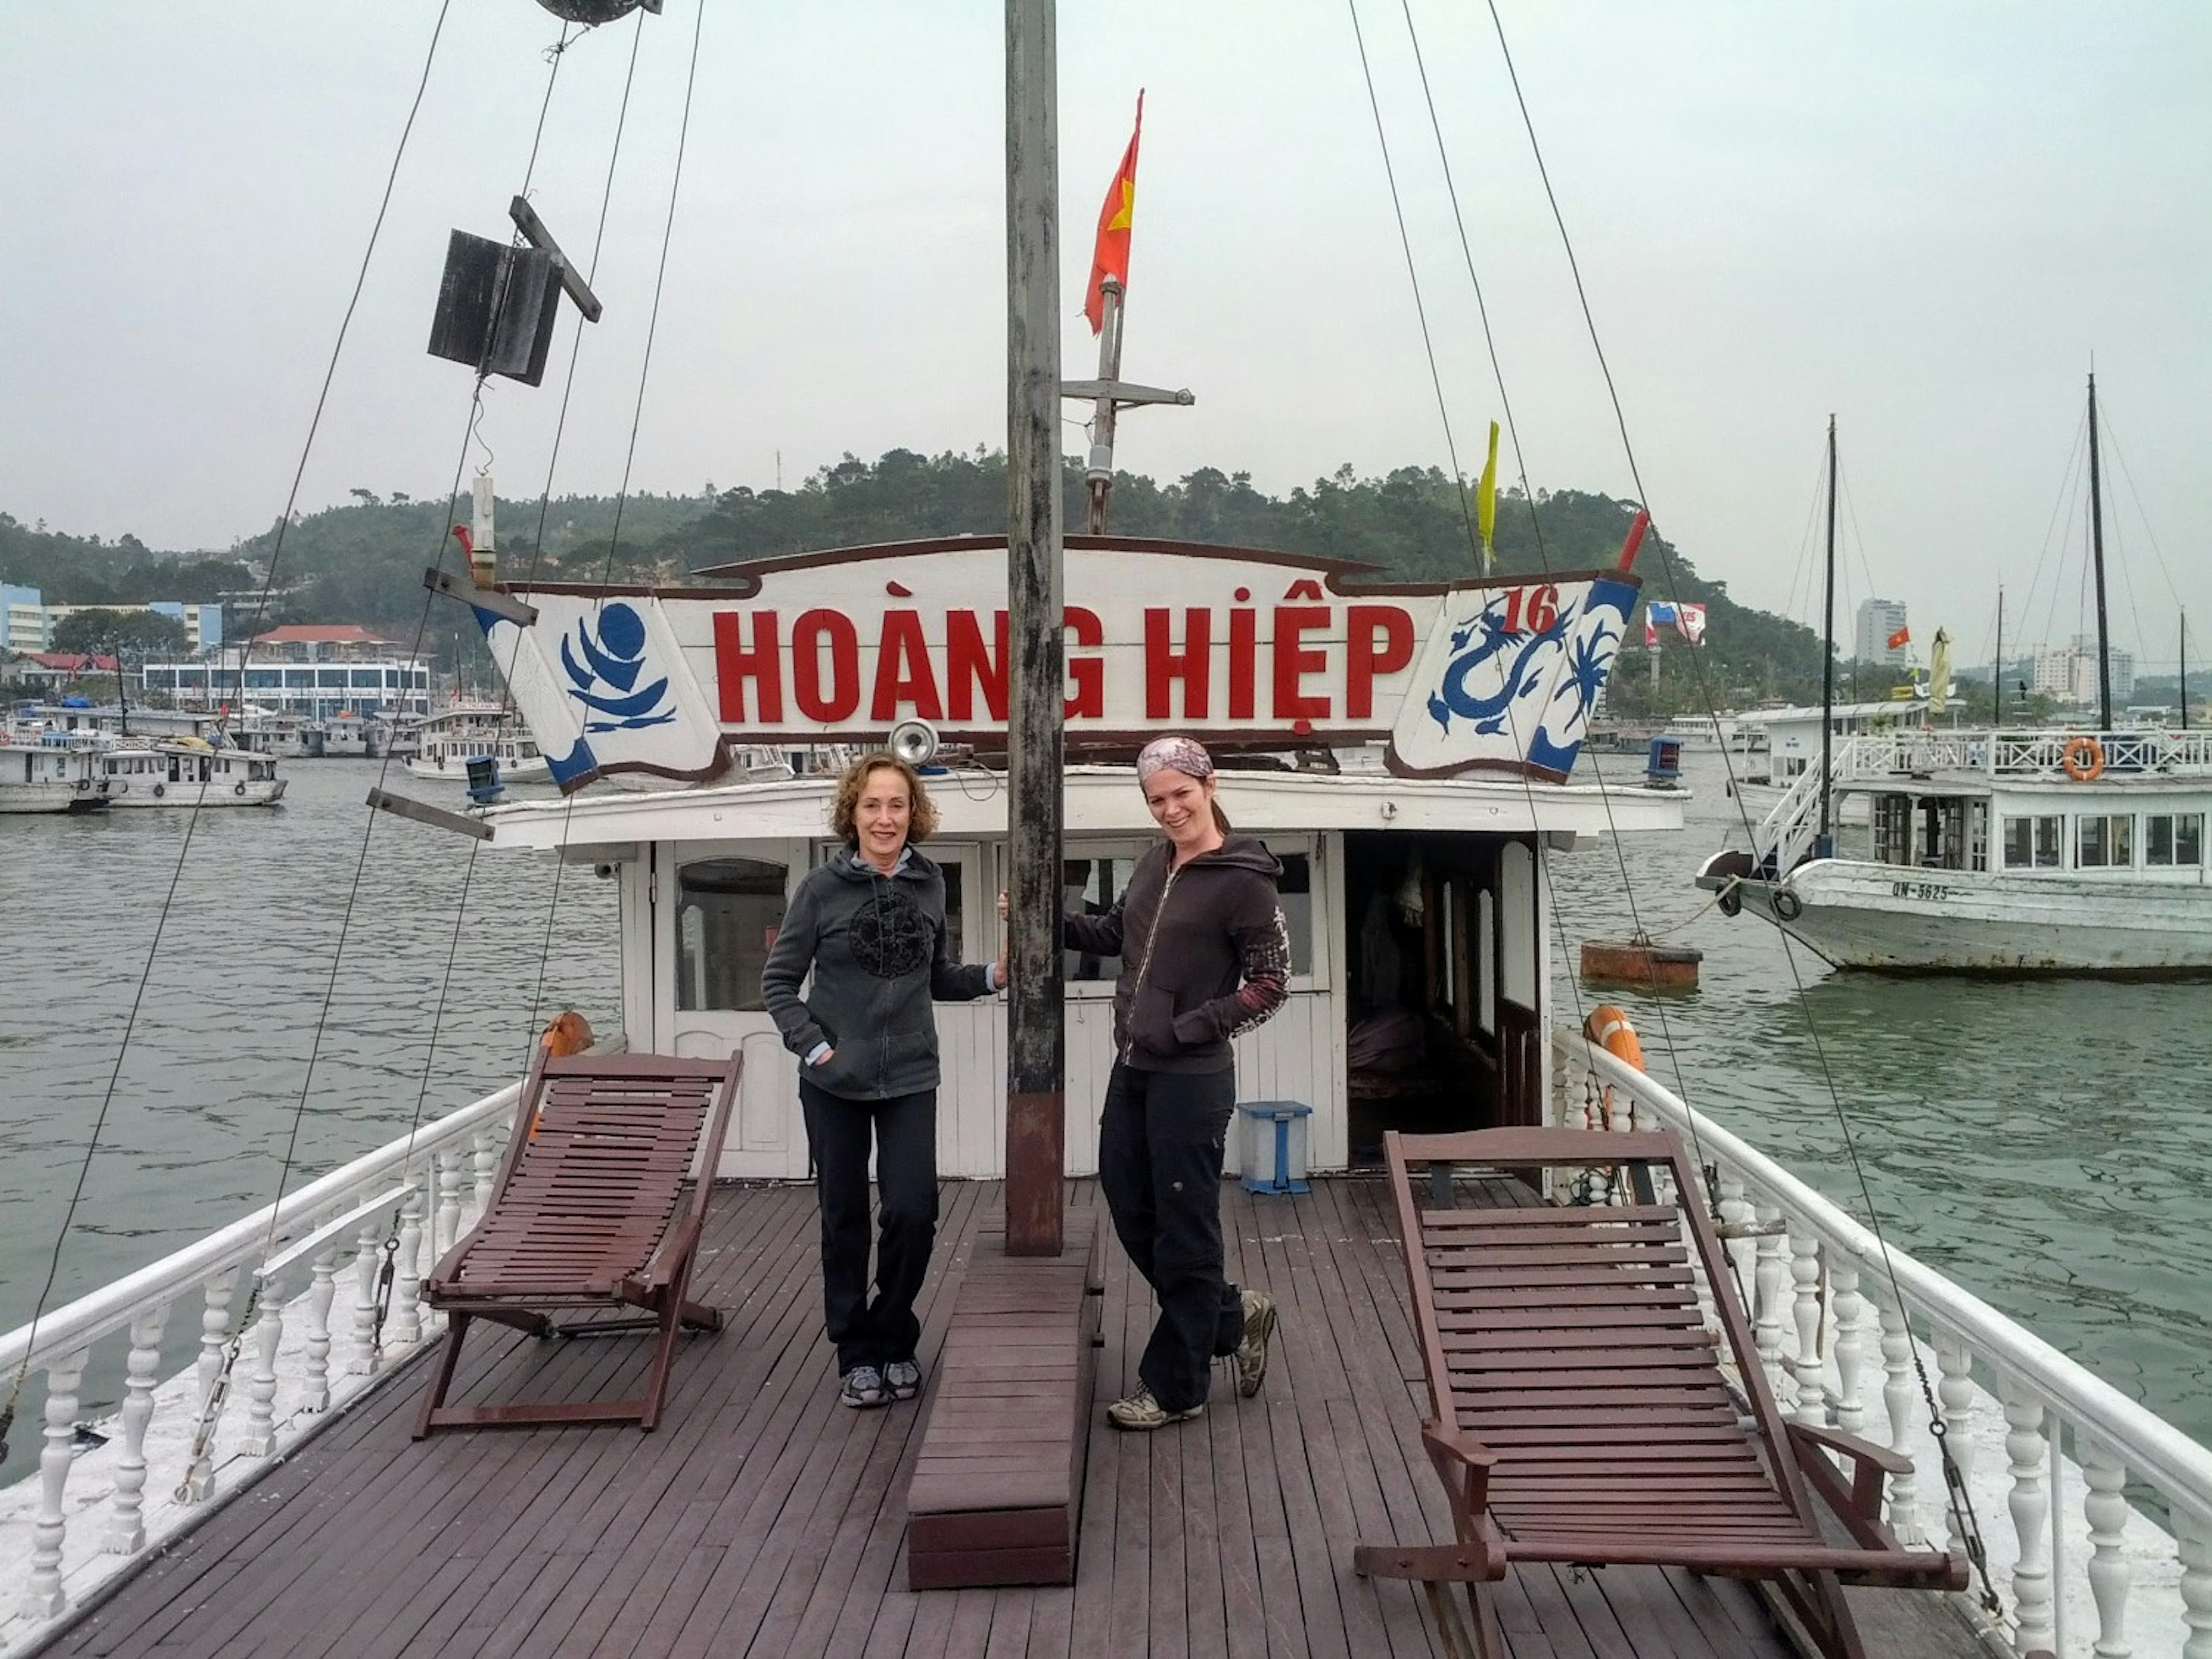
[1994,586,2005,727]
[1819,414,1837,851]
[2088,370,2113,729]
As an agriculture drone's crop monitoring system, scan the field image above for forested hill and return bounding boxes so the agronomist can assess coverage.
[3,453,1828,711]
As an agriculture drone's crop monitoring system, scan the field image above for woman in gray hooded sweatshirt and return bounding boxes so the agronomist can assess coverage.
[762,753,1004,1409]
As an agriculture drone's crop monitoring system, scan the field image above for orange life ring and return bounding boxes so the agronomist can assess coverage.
[2062,736,2105,782]
[1584,1004,1645,1070]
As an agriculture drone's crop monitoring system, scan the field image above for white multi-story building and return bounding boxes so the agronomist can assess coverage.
[1,584,48,652]
[140,625,432,721]
[39,600,222,652]
[1853,597,1910,665]
[2033,636,2135,708]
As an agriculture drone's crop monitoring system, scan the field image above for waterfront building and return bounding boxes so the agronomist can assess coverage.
[2035,635,2137,706]
[140,625,432,721]
[39,599,222,652]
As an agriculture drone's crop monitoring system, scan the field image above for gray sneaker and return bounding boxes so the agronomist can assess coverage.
[884,1359,923,1401]
[1106,1385,1204,1431]
[1234,1289,1277,1398]
[840,1365,889,1409]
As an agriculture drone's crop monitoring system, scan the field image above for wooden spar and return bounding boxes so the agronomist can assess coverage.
[2184,609,2191,732]
[1819,415,1837,847]
[2089,370,2113,729]
[1003,0,1066,1256]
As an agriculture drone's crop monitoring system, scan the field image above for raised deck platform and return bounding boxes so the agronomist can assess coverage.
[36,1179,1989,1657]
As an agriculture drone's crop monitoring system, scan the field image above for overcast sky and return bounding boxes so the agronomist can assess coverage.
[5,2,2207,672]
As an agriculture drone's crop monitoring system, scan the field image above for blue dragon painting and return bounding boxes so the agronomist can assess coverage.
[1426,595,1577,737]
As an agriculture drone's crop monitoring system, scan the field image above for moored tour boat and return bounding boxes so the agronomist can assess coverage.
[399,703,549,783]
[93,738,287,808]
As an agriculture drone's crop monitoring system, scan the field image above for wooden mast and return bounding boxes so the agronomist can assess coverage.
[1994,586,2005,727]
[2088,370,2113,730]
[1819,414,1837,849]
[1003,0,1066,1256]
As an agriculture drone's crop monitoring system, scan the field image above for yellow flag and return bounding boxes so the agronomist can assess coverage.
[1929,627,1952,713]
[1476,421,1501,571]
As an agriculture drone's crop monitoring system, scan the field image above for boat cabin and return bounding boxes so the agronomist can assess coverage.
[472,535,1677,1179]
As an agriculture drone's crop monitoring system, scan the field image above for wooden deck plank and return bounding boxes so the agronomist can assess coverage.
[38,1173,1985,1659]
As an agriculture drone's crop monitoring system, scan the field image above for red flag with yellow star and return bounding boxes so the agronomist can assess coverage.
[1084,94,1143,335]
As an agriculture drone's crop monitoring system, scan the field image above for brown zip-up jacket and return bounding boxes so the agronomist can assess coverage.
[1062,834,1291,1074]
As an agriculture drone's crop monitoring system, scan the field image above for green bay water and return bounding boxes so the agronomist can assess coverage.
[2,751,2206,1457]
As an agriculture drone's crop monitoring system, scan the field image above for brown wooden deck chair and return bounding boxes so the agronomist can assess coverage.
[1354,1126,1965,1659]
[414,1051,741,1436]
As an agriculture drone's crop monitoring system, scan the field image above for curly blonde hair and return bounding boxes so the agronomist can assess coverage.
[830,752,938,844]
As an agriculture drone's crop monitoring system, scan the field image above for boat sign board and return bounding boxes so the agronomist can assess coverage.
[487,536,1640,792]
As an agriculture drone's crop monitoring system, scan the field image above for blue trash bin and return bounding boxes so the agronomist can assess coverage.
[1237,1100,1313,1195]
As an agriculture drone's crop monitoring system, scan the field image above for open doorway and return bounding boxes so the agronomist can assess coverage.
[1342,831,1492,1164]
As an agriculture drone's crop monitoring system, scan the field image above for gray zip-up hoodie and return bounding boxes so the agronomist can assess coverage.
[760,846,996,1100]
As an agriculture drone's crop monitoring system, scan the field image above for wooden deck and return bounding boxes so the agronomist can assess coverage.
[41,1179,1984,1658]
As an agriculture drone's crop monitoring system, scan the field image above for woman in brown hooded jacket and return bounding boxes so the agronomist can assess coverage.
[1063,736,1290,1430]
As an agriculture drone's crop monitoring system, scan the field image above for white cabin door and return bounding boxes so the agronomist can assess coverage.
[656,840,812,1179]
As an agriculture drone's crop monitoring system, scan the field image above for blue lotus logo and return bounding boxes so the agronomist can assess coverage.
[560,602,676,732]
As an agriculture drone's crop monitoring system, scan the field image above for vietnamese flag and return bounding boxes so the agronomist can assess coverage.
[1083,93,1143,335]
[1887,624,1911,651]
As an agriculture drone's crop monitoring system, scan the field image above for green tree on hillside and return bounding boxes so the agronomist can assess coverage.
[51,608,188,656]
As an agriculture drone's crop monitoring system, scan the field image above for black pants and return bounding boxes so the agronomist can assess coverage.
[1098,1062,1246,1412]
[800,1078,939,1374]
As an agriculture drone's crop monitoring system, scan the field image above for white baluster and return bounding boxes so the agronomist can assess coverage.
[434,1149,463,1262]
[1830,1259,1867,1435]
[1716,1172,1755,1317]
[2080,1437,2131,1658]
[1789,1229,1827,1426]
[1936,1332,1979,1558]
[388,1185,425,1348]
[2002,1379,2055,1654]
[1877,1291,1922,1546]
[196,1267,237,1403]
[241,1269,287,1456]
[471,1126,499,1226]
[2179,1509,2212,1659]
[1753,1194,1791,1402]
[302,1245,339,1412]
[22,1350,87,1619]
[107,1303,170,1554]
[348,1216,382,1376]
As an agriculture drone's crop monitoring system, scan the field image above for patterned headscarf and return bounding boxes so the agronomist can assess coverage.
[1135,734,1215,785]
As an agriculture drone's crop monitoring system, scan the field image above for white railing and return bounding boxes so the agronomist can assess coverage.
[0,1082,521,1657]
[1552,1025,2212,1658]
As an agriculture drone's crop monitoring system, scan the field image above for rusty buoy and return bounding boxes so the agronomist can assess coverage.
[1579,936,1702,992]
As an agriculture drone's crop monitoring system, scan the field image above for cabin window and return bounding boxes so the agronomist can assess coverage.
[1061,846,1313,984]
[1873,796,1912,866]
[2074,815,2133,870]
[2146,813,2203,868]
[2002,815,2062,869]
[675,857,787,1012]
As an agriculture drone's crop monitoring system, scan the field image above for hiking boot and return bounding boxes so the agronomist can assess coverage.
[1234,1289,1277,1398]
[1105,1385,1204,1431]
[840,1365,889,1409]
[884,1359,924,1401]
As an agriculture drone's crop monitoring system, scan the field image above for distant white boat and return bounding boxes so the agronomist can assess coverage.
[1698,726,2212,974]
[400,705,549,783]
[94,739,287,808]
[0,732,107,814]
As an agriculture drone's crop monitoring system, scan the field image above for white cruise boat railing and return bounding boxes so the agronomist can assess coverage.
[0,1081,524,1655]
[1553,1025,2212,1658]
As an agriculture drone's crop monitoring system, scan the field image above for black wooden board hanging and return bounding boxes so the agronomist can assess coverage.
[426,231,564,387]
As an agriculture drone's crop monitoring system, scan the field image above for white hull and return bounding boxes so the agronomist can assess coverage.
[404,752,552,784]
[0,781,99,815]
[102,777,287,808]
[1729,857,2212,975]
